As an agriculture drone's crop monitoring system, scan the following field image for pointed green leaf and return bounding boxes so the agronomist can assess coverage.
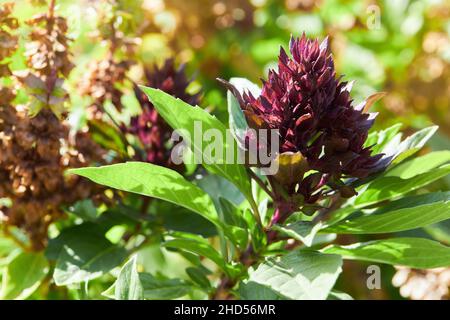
[385,151,450,179]
[160,205,217,238]
[371,191,450,214]
[226,77,260,148]
[323,238,450,269]
[140,87,252,200]
[46,223,107,260]
[247,250,342,300]
[325,195,450,234]
[391,126,438,165]
[328,192,450,226]
[326,206,360,225]
[1,252,49,300]
[69,162,221,229]
[197,174,245,207]
[0,237,17,257]
[354,164,450,208]
[139,273,192,300]
[53,233,127,285]
[272,221,323,247]
[115,256,144,300]
[186,267,211,290]
[328,290,353,300]
[239,281,284,300]
[365,123,403,155]
[163,237,240,278]
[219,198,247,229]
[227,91,247,148]
[101,283,116,299]
[424,223,450,245]
[218,198,248,248]
[106,271,192,300]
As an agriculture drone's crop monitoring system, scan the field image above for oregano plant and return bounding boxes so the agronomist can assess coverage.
[67,34,450,300]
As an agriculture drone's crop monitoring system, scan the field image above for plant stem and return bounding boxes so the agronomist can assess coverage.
[211,244,256,300]
[247,168,274,198]
[79,281,89,300]
[248,196,262,227]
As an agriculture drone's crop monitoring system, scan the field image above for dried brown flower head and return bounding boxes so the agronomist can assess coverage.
[78,1,137,120]
[0,3,19,77]
[0,100,106,250]
[223,35,384,208]
[0,2,106,250]
[14,2,74,117]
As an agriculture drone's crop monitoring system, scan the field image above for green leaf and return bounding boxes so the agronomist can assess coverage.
[140,87,252,200]
[186,267,211,290]
[322,238,450,268]
[370,191,450,214]
[196,174,248,248]
[53,233,127,285]
[227,90,247,148]
[365,123,402,155]
[69,162,221,229]
[98,204,150,227]
[247,250,342,300]
[46,223,106,260]
[243,208,267,253]
[391,126,438,165]
[102,283,116,299]
[259,197,270,225]
[324,195,450,234]
[197,174,245,207]
[0,237,17,257]
[1,251,49,299]
[353,164,450,208]
[272,221,323,247]
[226,77,259,148]
[160,205,217,238]
[66,199,99,221]
[139,273,192,300]
[328,290,353,300]
[219,198,247,229]
[114,256,144,300]
[239,281,284,300]
[106,272,192,300]
[218,198,248,248]
[424,220,450,244]
[326,206,359,225]
[384,151,450,179]
[163,237,239,278]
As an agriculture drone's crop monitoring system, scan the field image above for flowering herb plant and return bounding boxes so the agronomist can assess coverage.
[68,34,450,300]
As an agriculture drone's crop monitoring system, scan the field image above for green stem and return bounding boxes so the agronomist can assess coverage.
[247,168,274,199]
[248,196,262,227]
[79,281,89,300]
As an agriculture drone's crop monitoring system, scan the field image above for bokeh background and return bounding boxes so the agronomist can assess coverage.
[1,0,449,299]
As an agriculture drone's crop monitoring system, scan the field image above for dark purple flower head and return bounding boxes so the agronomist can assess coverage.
[128,59,200,168]
[222,34,384,204]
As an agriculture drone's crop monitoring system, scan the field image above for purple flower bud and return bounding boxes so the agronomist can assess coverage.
[223,34,385,205]
[128,59,200,169]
